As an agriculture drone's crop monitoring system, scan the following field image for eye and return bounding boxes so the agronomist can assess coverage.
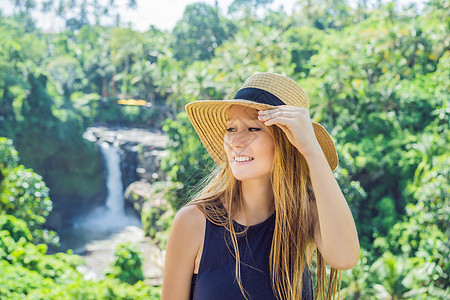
[227,127,261,132]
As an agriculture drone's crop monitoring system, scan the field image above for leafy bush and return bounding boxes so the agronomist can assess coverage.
[0,137,19,169]
[0,214,32,242]
[375,154,449,293]
[107,242,144,285]
[0,217,161,299]
[0,258,161,299]
[0,165,52,228]
[0,137,58,245]
[142,202,174,249]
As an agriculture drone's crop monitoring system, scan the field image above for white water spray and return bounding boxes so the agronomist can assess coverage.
[102,142,125,215]
[73,142,139,231]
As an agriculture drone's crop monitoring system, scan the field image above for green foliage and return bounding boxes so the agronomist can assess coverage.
[373,196,397,236]
[161,111,215,210]
[340,249,372,299]
[0,165,52,227]
[375,154,449,292]
[0,214,32,242]
[0,215,160,299]
[0,137,19,169]
[172,3,231,63]
[47,55,84,105]
[283,27,325,76]
[292,0,353,30]
[142,203,174,249]
[303,3,449,249]
[367,251,449,299]
[0,236,161,300]
[0,137,58,244]
[228,0,274,13]
[107,243,144,285]
[0,21,106,211]
[371,252,421,299]
[333,144,367,241]
[5,0,138,31]
[15,121,104,209]
[0,1,448,297]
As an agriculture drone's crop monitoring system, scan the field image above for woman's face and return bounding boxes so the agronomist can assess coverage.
[224,105,275,182]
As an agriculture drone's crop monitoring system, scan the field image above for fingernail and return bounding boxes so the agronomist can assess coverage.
[258,110,265,115]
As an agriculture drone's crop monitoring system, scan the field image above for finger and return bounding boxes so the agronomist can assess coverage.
[258,109,299,119]
[265,121,295,144]
[263,116,296,127]
[258,110,308,122]
[278,106,309,113]
[258,106,308,116]
[279,105,307,111]
[278,124,290,133]
[264,119,290,133]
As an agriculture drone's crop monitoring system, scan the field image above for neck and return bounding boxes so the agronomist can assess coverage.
[236,177,274,226]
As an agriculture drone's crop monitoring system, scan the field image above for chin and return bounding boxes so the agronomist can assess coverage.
[231,170,271,182]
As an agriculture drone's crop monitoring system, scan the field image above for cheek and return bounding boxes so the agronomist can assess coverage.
[266,136,276,166]
[223,137,232,157]
[266,144,275,170]
[256,135,275,164]
[263,134,275,154]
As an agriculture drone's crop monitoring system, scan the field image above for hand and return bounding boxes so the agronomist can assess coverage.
[257,105,322,158]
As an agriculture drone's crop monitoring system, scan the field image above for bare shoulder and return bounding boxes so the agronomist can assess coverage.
[162,205,206,298]
[166,205,205,267]
[174,205,205,227]
[171,205,206,242]
[164,205,206,272]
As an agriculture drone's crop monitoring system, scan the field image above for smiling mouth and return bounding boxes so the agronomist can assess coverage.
[233,156,254,162]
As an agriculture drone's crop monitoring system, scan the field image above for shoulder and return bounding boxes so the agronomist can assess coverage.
[173,205,206,230]
[165,205,206,266]
[170,205,206,246]
[163,205,206,298]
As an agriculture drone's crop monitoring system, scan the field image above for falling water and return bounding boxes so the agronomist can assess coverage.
[59,142,140,253]
[73,142,140,230]
[102,142,125,216]
[56,137,161,281]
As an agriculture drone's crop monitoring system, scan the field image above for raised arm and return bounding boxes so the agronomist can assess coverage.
[305,147,360,270]
[162,205,205,299]
[258,105,360,270]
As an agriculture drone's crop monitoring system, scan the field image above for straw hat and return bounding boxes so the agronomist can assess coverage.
[185,72,338,170]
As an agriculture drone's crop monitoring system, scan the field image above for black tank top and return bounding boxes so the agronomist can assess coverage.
[191,213,313,299]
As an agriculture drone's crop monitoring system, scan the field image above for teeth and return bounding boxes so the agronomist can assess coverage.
[234,156,254,162]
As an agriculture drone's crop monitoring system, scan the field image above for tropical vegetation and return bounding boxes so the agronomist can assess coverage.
[0,0,448,298]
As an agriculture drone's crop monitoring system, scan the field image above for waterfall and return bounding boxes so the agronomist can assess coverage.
[72,142,140,231]
[102,142,125,215]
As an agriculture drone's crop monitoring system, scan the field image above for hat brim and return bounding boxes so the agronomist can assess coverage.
[185,99,338,170]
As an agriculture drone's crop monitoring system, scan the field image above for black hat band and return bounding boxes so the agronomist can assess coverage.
[233,87,285,106]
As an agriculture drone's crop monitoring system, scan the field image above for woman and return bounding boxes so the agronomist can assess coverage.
[162,72,360,299]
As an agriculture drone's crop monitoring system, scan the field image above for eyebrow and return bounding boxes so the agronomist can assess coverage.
[226,114,259,122]
[226,119,261,125]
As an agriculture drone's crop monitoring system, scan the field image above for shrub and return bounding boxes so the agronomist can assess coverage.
[107,242,144,285]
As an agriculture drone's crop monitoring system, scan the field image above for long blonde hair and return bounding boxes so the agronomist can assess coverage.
[189,125,340,299]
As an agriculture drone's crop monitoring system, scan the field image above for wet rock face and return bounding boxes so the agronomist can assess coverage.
[120,143,139,188]
[46,141,108,229]
[47,189,108,228]
[84,126,169,190]
[135,147,167,183]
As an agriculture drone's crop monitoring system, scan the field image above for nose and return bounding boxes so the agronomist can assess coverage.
[228,131,249,149]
